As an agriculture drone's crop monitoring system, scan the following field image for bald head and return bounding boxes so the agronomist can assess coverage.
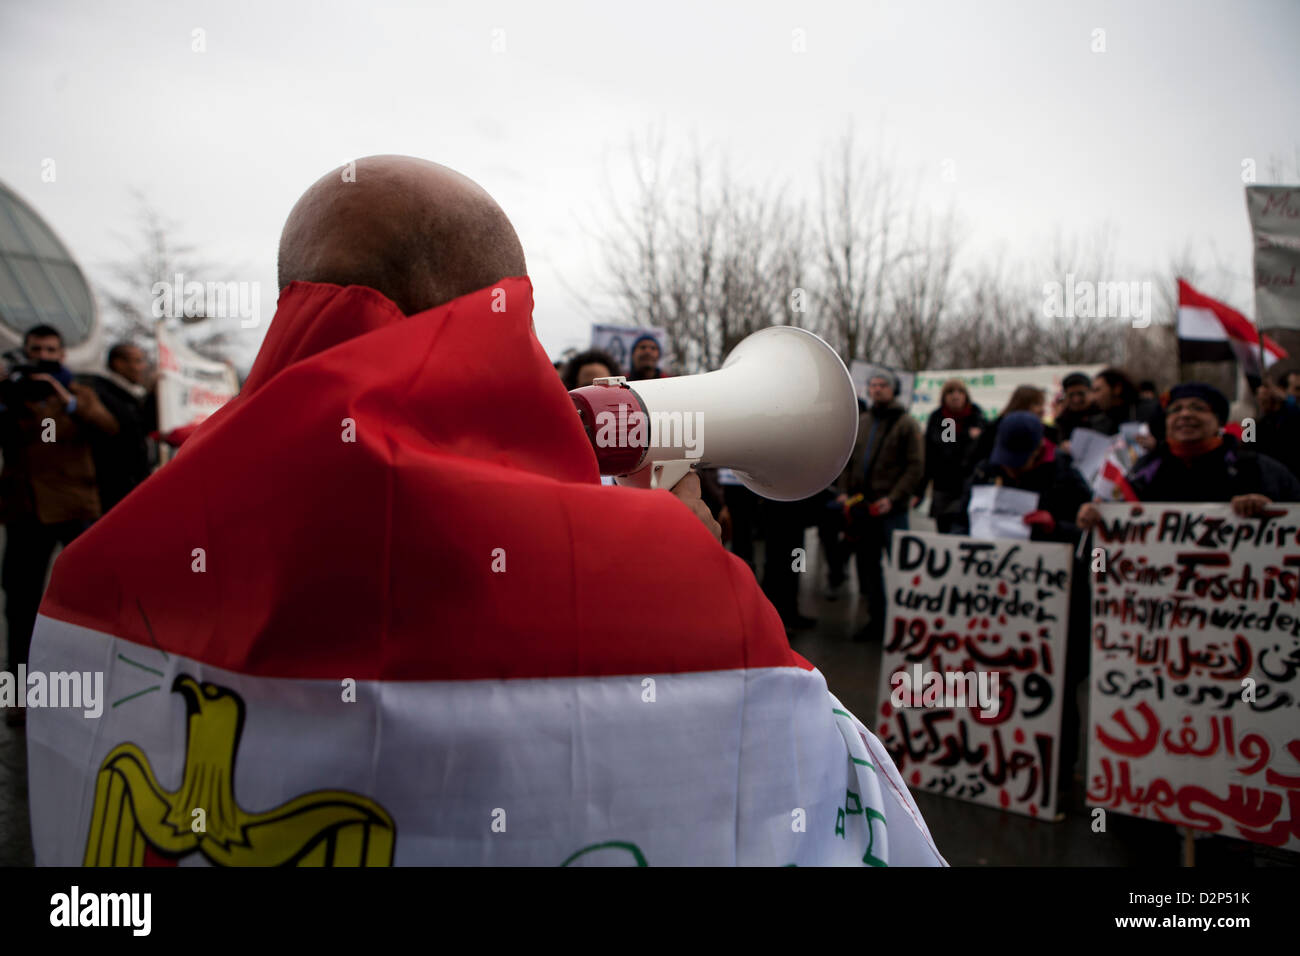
[277,156,526,315]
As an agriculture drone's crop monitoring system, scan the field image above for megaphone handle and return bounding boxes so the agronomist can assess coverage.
[615,460,696,491]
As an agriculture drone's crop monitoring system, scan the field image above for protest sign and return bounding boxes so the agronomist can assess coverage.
[1247,186,1300,331]
[589,324,671,375]
[967,484,1038,541]
[875,530,1073,818]
[1087,503,1300,851]
[156,323,239,433]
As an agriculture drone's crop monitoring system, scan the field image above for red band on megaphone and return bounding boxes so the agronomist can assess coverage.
[569,382,648,476]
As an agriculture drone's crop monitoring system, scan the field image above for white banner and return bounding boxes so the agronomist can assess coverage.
[910,364,1104,426]
[155,324,239,433]
[876,530,1072,819]
[1087,503,1300,851]
[1247,186,1300,332]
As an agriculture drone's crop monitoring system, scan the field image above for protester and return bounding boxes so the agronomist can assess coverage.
[1052,371,1100,446]
[560,348,620,390]
[26,156,943,866]
[1087,367,1162,439]
[950,411,1091,544]
[83,342,156,512]
[760,495,819,632]
[836,372,923,642]
[1,325,120,726]
[919,378,984,534]
[628,333,668,381]
[818,397,865,599]
[1255,370,1300,480]
[1077,382,1300,530]
[967,384,1048,470]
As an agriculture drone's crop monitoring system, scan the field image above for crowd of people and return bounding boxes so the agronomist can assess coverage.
[0,326,156,726]
[556,350,1300,650]
[554,350,1300,805]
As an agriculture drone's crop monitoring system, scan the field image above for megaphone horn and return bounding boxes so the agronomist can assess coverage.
[568,326,860,501]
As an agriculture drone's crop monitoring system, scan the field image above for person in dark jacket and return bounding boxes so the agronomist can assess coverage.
[1052,371,1100,446]
[83,342,156,513]
[950,411,1092,544]
[1,326,120,726]
[628,333,669,381]
[1078,382,1300,530]
[835,373,924,641]
[1087,367,1163,442]
[1255,371,1300,481]
[920,379,984,534]
[967,384,1048,473]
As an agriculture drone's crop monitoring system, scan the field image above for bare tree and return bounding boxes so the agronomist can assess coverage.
[813,128,900,365]
[937,254,1041,369]
[600,136,806,373]
[97,193,242,365]
[886,204,961,371]
[1036,226,1124,366]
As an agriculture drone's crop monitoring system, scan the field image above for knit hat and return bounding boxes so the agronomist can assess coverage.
[1167,382,1228,425]
[868,369,899,395]
[630,333,661,354]
[991,411,1045,469]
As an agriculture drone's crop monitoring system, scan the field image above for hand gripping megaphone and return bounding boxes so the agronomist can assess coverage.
[568,326,859,500]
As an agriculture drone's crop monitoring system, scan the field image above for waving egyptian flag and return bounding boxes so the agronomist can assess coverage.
[26,278,943,867]
[1177,279,1287,387]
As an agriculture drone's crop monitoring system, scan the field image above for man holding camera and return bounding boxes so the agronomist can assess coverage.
[1,324,118,726]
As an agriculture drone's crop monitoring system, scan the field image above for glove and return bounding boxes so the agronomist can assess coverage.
[1023,510,1056,533]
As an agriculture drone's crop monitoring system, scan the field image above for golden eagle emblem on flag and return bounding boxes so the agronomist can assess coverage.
[84,675,395,866]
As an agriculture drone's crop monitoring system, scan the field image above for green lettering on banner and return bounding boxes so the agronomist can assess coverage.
[559,840,648,866]
[835,808,846,838]
[845,790,863,815]
[862,809,888,867]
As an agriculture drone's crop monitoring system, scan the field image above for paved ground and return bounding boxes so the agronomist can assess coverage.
[1,518,1295,867]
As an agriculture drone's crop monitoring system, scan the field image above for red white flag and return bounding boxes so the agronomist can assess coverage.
[1177,279,1287,381]
[1092,456,1138,502]
[26,279,944,867]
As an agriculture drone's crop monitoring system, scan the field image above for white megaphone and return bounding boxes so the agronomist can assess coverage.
[568,326,859,500]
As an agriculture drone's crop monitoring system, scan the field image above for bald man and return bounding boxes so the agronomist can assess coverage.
[26,157,943,867]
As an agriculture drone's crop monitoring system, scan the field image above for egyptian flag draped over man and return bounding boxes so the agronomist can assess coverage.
[26,156,943,866]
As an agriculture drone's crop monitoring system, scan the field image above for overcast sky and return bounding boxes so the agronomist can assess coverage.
[2,0,1297,367]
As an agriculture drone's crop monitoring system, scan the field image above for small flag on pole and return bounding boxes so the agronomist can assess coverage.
[1093,455,1138,502]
